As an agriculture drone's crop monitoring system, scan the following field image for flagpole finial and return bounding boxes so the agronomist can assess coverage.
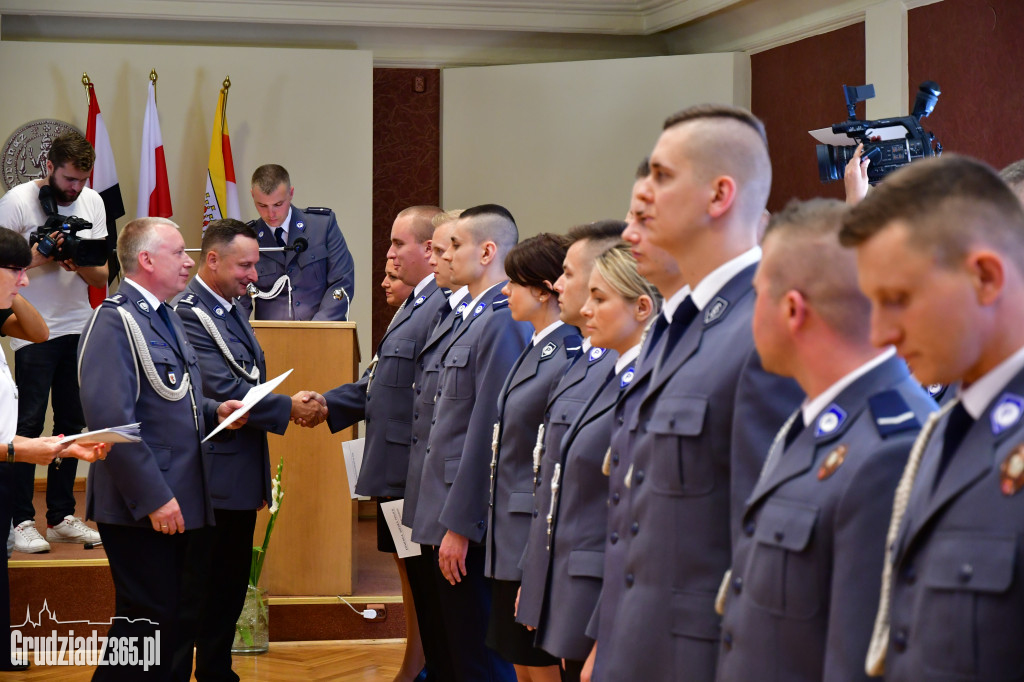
[222,76,231,92]
[82,73,92,89]
[149,69,158,84]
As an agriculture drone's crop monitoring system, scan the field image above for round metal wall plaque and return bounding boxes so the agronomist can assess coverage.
[2,119,83,191]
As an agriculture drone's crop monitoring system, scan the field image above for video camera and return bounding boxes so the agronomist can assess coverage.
[816,80,942,184]
[29,184,107,266]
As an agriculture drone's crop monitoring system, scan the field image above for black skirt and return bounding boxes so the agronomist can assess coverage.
[485,578,561,667]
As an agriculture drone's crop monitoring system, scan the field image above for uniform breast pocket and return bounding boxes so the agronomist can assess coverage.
[298,246,329,282]
[440,346,473,400]
[377,337,417,388]
[150,348,183,389]
[919,531,1019,679]
[747,499,820,619]
[646,396,712,496]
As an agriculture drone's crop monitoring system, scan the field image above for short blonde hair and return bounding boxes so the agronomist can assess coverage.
[594,243,661,315]
[118,217,178,275]
[431,209,463,228]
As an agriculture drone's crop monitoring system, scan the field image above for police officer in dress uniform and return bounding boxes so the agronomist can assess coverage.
[483,234,579,680]
[77,218,246,681]
[529,245,657,682]
[716,199,936,682]
[174,219,327,682]
[321,207,451,682]
[597,106,803,682]
[516,221,625,642]
[410,205,529,682]
[239,164,355,321]
[842,155,1024,681]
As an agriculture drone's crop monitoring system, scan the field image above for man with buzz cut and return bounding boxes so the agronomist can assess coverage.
[715,199,936,682]
[174,218,327,682]
[412,204,529,682]
[239,164,355,321]
[596,106,803,682]
[841,154,1024,681]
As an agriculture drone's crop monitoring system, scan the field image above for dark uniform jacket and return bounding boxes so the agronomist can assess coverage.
[717,353,935,682]
[598,263,803,682]
[324,279,448,498]
[175,278,291,511]
[239,206,355,321]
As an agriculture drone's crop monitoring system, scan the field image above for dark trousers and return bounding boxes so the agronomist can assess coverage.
[561,658,585,682]
[431,544,516,682]
[406,551,456,681]
[95,523,204,682]
[188,508,256,682]
[13,336,84,526]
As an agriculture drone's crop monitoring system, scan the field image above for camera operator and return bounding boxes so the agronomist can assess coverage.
[0,130,108,554]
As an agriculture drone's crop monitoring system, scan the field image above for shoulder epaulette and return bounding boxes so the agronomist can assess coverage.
[304,206,332,216]
[868,389,921,438]
[246,218,257,227]
[492,296,510,310]
[102,293,127,308]
[564,333,583,358]
[177,293,198,307]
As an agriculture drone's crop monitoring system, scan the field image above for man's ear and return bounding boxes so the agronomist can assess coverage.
[968,249,1005,306]
[707,175,738,219]
[480,240,498,266]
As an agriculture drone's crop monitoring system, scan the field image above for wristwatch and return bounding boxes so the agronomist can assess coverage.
[6,442,14,464]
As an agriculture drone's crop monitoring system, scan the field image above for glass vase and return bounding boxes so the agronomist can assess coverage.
[231,584,269,654]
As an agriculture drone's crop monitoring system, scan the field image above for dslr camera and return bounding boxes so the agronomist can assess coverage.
[816,80,942,184]
[29,184,107,266]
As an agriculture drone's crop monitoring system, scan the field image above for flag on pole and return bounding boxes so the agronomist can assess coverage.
[84,78,125,307]
[203,79,240,230]
[136,78,173,219]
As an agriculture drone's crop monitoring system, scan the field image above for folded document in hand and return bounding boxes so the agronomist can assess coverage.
[58,423,142,444]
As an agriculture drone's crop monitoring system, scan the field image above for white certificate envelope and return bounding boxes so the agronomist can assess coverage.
[342,438,365,499]
[379,499,421,558]
[202,369,293,443]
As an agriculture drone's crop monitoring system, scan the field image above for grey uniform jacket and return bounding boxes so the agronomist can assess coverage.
[239,206,355,321]
[717,354,935,682]
[78,281,221,529]
[599,263,803,682]
[535,360,638,661]
[410,283,532,546]
[403,298,467,527]
[886,365,1024,681]
[517,345,618,628]
[324,280,448,498]
[484,323,581,581]
[175,280,291,511]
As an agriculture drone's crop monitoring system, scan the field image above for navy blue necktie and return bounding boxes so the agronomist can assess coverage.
[653,297,699,379]
[933,402,973,492]
[157,304,180,349]
[274,227,286,248]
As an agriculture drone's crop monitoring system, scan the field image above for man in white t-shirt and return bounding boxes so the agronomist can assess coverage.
[0,131,108,553]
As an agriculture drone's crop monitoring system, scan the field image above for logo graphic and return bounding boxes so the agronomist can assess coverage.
[2,119,83,191]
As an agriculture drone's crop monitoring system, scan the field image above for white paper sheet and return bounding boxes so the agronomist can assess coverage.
[380,499,421,558]
[202,369,293,443]
[343,438,365,500]
[57,424,142,444]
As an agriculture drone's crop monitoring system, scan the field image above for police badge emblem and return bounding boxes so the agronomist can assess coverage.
[540,342,557,359]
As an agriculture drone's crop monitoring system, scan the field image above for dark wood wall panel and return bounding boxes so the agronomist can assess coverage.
[371,68,441,349]
[751,23,866,213]
[909,0,1024,171]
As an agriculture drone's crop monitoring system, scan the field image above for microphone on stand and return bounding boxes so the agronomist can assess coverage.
[186,237,309,255]
[332,286,351,322]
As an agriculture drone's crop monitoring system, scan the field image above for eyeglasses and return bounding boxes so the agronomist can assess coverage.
[0,266,28,277]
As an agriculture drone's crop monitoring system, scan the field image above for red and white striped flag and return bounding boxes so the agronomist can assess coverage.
[202,85,240,230]
[136,80,172,219]
[85,82,125,306]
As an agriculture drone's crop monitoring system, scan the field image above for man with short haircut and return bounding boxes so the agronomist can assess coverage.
[840,154,1024,681]
[78,217,245,680]
[412,204,529,682]
[715,199,936,682]
[174,218,327,681]
[240,164,355,321]
[321,206,451,681]
[1000,158,1024,203]
[598,106,803,682]
[0,131,109,553]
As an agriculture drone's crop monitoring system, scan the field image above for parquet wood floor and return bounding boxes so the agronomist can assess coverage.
[5,638,405,681]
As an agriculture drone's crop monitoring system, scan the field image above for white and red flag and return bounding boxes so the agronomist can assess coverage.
[84,81,125,306]
[136,80,172,219]
[203,84,240,230]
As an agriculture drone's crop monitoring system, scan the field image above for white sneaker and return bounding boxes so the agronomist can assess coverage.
[13,520,50,553]
[46,516,101,545]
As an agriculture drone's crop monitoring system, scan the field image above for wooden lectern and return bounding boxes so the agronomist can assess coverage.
[250,321,360,596]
